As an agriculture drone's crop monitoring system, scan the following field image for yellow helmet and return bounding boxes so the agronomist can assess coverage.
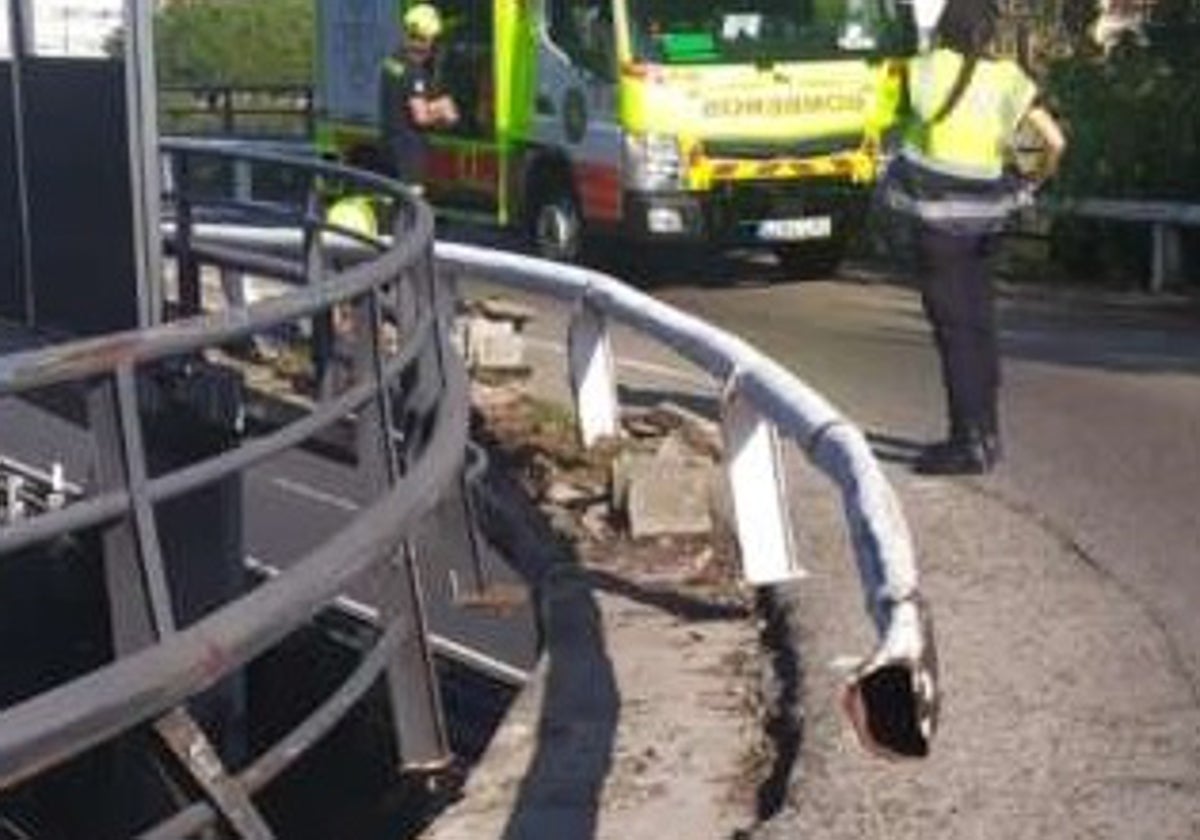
[403,3,443,40]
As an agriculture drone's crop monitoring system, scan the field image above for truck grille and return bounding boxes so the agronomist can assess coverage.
[702,133,864,161]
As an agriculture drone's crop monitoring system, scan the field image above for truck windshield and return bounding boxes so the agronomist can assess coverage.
[626,0,893,64]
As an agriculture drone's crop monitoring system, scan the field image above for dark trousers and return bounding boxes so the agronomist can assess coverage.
[917,224,1000,440]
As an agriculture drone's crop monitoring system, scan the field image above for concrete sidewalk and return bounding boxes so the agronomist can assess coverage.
[423,333,1200,839]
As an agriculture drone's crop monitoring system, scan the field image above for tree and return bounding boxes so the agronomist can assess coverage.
[1061,0,1101,53]
[153,0,315,86]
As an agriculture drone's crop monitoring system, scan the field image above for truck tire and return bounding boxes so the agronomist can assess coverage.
[529,180,584,263]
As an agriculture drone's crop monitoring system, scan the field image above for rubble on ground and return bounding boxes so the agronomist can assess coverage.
[471,377,741,595]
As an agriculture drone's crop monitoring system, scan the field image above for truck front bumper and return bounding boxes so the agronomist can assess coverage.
[623,181,869,247]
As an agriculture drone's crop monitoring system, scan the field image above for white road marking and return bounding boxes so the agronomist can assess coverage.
[269,476,361,513]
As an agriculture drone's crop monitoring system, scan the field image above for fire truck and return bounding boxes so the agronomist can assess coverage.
[316,0,910,271]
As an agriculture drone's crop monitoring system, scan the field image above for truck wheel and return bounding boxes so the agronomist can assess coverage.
[774,238,846,280]
[530,184,583,263]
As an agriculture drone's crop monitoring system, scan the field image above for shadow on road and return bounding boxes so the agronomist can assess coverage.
[867,431,925,467]
[500,565,619,840]
[470,445,619,840]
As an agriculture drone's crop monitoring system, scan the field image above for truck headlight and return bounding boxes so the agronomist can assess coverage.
[624,132,684,192]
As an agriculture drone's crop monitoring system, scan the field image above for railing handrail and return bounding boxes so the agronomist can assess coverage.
[0,139,465,836]
[1049,196,1200,226]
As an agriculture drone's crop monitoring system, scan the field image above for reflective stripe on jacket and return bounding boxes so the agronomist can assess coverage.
[880,153,1033,235]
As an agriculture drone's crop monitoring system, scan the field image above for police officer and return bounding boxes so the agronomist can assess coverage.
[886,0,1065,475]
[379,3,459,190]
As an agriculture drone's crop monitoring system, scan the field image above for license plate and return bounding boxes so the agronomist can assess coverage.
[757,216,833,241]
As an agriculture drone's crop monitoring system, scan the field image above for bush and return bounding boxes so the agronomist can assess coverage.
[154,0,315,86]
[1043,22,1200,282]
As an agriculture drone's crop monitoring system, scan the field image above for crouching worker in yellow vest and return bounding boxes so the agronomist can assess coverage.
[882,0,1065,475]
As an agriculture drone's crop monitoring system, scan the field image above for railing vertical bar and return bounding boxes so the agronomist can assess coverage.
[304,178,334,399]
[86,375,159,656]
[435,264,490,595]
[376,547,451,771]
[352,291,392,493]
[173,154,201,316]
[367,288,401,484]
[114,364,177,638]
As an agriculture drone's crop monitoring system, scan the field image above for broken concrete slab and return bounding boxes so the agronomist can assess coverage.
[466,316,527,373]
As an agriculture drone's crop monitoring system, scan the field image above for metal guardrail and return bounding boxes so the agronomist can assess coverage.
[0,141,466,838]
[435,244,941,760]
[160,84,315,140]
[1048,197,1199,292]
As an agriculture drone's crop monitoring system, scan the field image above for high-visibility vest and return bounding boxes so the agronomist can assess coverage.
[327,195,379,238]
[901,48,1036,181]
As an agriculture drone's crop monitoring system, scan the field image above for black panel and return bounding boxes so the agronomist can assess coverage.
[0,61,27,323]
[23,58,138,335]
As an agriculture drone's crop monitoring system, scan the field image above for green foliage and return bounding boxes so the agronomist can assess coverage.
[1047,26,1200,201]
[1060,0,1101,54]
[154,0,315,86]
[1042,20,1200,281]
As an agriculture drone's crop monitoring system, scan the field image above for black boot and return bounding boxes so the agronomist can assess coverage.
[914,429,996,476]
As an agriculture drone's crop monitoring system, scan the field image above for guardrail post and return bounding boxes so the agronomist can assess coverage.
[721,381,805,585]
[349,284,450,771]
[1151,222,1182,294]
[433,263,492,598]
[220,159,254,311]
[568,296,620,447]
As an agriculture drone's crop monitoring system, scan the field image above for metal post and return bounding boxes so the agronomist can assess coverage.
[350,281,449,771]
[1151,222,1181,294]
[222,86,234,134]
[220,160,253,310]
[86,376,161,655]
[7,0,36,327]
[568,295,620,447]
[304,179,335,398]
[437,265,491,597]
[721,381,805,585]
[124,0,164,327]
[173,153,201,315]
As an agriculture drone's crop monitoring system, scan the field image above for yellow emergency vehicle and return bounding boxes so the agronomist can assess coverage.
[316,0,910,271]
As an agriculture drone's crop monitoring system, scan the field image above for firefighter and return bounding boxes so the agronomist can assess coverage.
[884,0,1065,475]
[379,3,459,190]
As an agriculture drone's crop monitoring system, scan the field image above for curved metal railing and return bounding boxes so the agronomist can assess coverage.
[435,244,940,761]
[0,140,466,838]
[155,149,941,764]
[0,133,940,835]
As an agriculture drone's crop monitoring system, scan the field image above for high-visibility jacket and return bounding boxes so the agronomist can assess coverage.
[883,48,1037,233]
[901,48,1037,181]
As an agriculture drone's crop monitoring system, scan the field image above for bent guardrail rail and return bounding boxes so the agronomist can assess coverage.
[0,140,465,838]
[435,244,940,760]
